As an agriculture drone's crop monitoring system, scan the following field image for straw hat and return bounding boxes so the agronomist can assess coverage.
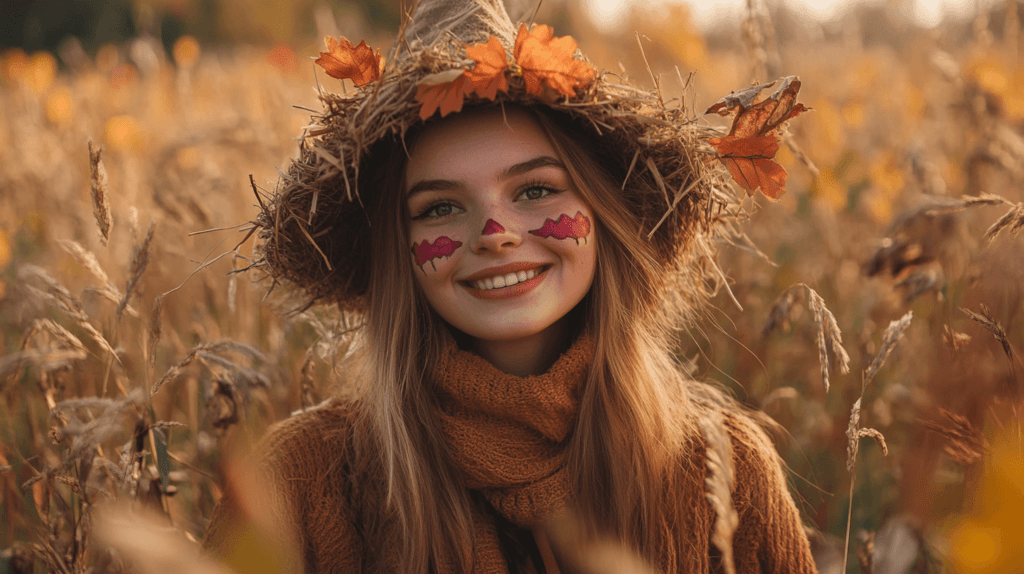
[254,0,727,311]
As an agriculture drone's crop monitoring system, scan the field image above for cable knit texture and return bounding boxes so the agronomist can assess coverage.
[203,334,818,573]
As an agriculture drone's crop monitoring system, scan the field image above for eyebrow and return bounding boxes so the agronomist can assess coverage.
[405,155,566,199]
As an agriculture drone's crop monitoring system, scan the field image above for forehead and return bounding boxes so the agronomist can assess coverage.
[404,108,558,186]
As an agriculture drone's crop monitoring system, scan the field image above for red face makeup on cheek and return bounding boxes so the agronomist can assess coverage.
[411,236,463,272]
[528,211,591,245]
[482,219,505,235]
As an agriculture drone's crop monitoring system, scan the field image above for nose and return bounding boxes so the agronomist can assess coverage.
[472,216,522,253]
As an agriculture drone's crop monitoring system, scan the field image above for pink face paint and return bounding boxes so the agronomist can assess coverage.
[482,219,506,235]
[528,211,592,245]
[411,236,463,272]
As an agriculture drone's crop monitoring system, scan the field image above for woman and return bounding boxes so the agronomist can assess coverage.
[203,0,818,572]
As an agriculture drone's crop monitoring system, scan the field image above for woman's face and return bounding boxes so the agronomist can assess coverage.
[404,108,597,343]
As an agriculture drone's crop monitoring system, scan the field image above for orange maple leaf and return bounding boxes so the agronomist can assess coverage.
[705,76,810,200]
[315,36,384,87]
[415,69,472,120]
[513,24,595,98]
[465,36,508,100]
[709,135,788,200]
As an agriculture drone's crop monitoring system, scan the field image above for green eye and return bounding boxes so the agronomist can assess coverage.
[413,201,463,220]
[523,187,551,200]
[430,203,454,217]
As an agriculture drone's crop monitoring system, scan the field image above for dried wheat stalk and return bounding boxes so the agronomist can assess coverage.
[700,411,738,574]
[942,325,972,357]
[864,311,913,387]
[117,222,155,324]
[19,265,121,363]
[921,408,989,465]
[762,283,850,393]
[961,304,1016,364]
[843,311,910,572]
[151,340,265,397]
[982,202,1024,246]
[88,139,112,246]
[857,530,875,574]
[59,240,139,318]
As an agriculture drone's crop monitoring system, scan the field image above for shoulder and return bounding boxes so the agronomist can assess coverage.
[722,410,785,491]
[255,398,364,483]
[720,409,818,573]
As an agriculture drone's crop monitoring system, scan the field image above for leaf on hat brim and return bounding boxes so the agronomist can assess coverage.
[513,24,595,98]
[465,36,509,100]
[706,76,810,200]
[415,68,472,120]
[709,135,788,200]
[315,36,384,87]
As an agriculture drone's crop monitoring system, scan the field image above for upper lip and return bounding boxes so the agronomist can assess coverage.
[459,262,549,283]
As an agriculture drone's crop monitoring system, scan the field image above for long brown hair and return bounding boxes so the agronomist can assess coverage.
[354,105,698,572]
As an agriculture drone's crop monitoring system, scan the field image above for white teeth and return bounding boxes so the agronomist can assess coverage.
[470,267,544,290]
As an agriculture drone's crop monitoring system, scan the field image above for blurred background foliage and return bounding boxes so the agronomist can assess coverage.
[1,0,1023,573]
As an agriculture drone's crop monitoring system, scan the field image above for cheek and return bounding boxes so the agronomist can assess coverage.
[410,235,463,273]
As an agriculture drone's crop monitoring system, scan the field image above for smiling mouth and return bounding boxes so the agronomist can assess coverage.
[464,265,549,291]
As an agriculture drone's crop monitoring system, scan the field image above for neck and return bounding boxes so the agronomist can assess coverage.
[470,317,571,377]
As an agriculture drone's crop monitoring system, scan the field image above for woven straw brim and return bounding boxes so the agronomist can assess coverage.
[253,34,727,312]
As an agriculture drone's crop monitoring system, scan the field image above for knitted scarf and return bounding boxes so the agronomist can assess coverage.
[430,333,594,573]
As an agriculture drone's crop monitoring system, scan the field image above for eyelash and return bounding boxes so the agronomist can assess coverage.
[410,181,565,221]
[517,180,564,202]
[411,200,461,221]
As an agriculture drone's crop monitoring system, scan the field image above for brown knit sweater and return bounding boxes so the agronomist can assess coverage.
[203,335,818,573]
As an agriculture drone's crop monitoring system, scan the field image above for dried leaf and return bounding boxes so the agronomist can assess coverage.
[31,481,49,525]
[514,24,595,98]
[314,36,384,87]
[465,36,508,100]
[415,68,471,120]
[712,135,787,199]
[705,77,809,137]
[704,79,777,116]
[148,294,164,369]
[706,77,809,200]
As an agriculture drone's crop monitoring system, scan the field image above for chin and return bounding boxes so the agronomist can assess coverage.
[454,317,554,342]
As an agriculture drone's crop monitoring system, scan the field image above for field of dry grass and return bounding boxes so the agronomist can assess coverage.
[1,1,1023,573]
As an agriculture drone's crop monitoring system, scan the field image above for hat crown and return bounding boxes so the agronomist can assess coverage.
[404,0,516,50]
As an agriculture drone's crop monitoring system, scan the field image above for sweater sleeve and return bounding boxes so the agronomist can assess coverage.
[202,401,365,573]
[726,413,818,574]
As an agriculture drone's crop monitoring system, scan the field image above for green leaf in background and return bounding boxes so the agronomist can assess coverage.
[152,427,170,493]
